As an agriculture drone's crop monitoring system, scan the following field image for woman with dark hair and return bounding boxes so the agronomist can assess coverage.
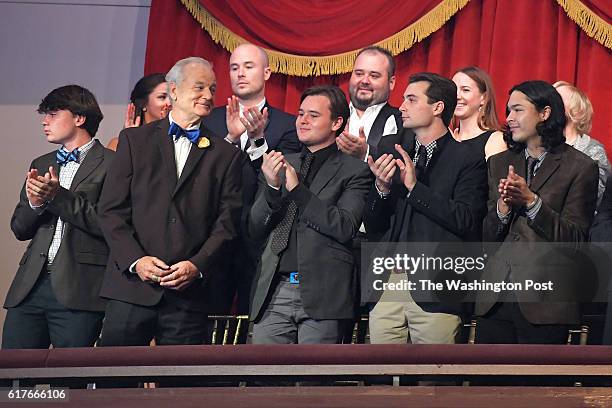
[475,80,598,344]
[107,73,170,151]
[554,81,609,205]
[451,66,506,160]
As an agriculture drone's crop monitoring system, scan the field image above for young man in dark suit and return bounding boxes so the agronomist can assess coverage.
[203,43,301,318]
[97,57,242,346]
[364,73,488,344]
[3,85,112,348]
[249,85,372,344]
[475,80,598,344]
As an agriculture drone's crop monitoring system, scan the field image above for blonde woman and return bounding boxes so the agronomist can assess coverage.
[554,81,609,204]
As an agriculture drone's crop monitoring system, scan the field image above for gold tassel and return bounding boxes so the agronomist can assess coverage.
[179,0,470,76]
[556,0,611,49]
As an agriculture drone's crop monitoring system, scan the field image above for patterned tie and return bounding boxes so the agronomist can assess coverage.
[56,147,79,165]
[270,151,315,255]
[168,122,200,144]
[414,145,428,181]
[526,156,539,186]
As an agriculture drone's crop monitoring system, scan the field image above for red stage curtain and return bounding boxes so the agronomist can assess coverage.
[146,0,612,152]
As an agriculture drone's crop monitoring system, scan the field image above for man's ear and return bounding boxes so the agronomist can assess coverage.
[263,66,271,81]
[331,116,344,133]
[168,82,178,103]
[539,106,551,121]
[389,75,396,91]
[74,114,86,127]
[432,100,445,117]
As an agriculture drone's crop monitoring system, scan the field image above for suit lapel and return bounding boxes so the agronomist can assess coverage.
[367,103,392,150]
[310,150,342,196]
[69,140,103,191]
[510,149,526,180]
[172,122,211,197]
[263,101,272,133]
[156,119,178,192]
[44,152,60,185]
[530,148,562,193]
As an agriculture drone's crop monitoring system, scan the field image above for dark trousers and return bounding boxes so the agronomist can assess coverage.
[2,273,103,349]
[475,301,569,344]
[98,296,209,346]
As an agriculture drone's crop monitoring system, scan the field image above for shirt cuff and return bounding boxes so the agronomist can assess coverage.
[375,183,391,199]
[496,201,511,224]
[29,200,47,214]
[264,183,283,210]
[525,195,542,220]
[246,138,268,161]
[129,258,141,273]
[224,135,240,147]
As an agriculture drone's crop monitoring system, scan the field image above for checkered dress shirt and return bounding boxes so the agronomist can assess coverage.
[47,139,96,264]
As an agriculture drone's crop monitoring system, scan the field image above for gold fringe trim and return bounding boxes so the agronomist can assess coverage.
[180,0,470,76]
[556,0,611,49]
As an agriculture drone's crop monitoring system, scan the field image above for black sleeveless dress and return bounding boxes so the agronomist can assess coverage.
[461,130,493,156]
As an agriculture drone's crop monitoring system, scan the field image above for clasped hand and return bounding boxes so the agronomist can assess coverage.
[366,144,417,193]
[226,95,269,143]
[262,150,299,192]
[497,165,537,214]
[26,167,59,206]
[135,256,199,291]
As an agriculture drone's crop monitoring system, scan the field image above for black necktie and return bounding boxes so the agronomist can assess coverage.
[270,151,315,255]
[526,156,539,186]
[415,145,428,181]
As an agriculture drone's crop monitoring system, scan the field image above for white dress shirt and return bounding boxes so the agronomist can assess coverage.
[168,112,195,178]
[348,102,398,162]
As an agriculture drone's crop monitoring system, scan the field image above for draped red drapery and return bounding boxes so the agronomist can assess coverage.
[145,0,611,151]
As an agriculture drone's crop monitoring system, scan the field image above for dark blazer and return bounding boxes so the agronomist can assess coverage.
[591,176,612,242]
[249,148,373,321]
[363,130,488,313]
[366,103,402,159]
[592,177,612,344]
[97,118,243,312]
[203,103,302,313]
[5,140,113,312]
[475,144,598,324]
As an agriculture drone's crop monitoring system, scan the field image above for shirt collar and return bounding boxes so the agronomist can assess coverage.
[414,139,437,154]
[168,111,200,131]
[524,149,547,161]
[64,138,96,163]
[349,101,387,118]
[304,142,337,161]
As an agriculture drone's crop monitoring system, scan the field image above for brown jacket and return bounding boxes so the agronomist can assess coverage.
[476,144,598,324]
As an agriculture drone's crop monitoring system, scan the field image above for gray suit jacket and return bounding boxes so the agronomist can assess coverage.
[249,148,373,321]
[6,140,114,312]
[476,144,598,324]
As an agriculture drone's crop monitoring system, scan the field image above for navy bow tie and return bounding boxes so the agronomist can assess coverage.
[56,147,79,165]
[168,122,200,144]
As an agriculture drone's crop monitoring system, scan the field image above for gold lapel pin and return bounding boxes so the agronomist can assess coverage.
[197,136,210,149]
